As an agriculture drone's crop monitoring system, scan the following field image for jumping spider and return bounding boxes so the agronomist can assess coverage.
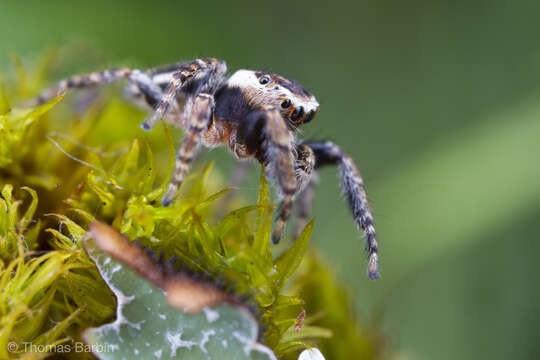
[30,58,379,280]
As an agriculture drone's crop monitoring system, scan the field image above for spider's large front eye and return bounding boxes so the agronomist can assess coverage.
[281,99,291,108]
[259,76,270,85]
[291,106,304,121]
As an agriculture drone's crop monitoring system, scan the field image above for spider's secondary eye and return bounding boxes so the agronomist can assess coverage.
[281,99,291,108]
[259,76,270,85]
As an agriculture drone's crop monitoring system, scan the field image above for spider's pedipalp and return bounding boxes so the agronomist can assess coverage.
[162,92,215,206]
[304,141,379,280]
[293,144,317,238]
[294,144,316,193]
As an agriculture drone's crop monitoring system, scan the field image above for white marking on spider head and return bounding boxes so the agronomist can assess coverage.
[227,69,319,121]
[226,69,259,88]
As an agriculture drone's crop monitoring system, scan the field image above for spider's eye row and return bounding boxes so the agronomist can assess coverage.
[281,99,291,108]
[259,76,270,85]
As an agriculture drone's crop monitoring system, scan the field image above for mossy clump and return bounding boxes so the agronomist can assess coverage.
[0,55,390,359]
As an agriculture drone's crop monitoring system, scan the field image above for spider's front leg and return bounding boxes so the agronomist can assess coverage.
[303,141,379,280]
[162,93,215,206]
[238,106,297,244]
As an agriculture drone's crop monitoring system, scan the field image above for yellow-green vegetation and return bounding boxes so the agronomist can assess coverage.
[0,57,388,359]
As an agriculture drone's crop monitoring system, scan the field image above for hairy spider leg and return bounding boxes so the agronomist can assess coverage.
[162,93,215,206]
[239,105,297,244]
[29,68,163,107]
[141,58,226,130]
[304,141,379,280]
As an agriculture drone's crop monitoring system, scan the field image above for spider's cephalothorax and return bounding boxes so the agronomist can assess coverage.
[29,58,379,280]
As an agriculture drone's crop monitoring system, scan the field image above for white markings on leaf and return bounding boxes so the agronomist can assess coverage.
[199,329,216,353]
[102,279,140,333]
[86,244,279,360]
[166,331,197,356]
[110,264,122,274]
[203,307,220,323]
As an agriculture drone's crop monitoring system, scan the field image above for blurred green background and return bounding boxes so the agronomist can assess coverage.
[1,0,539,359]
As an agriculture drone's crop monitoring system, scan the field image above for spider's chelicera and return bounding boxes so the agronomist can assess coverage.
[30,58,379,280]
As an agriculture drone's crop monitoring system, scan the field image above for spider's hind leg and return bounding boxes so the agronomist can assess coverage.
[27,67,163,110]
[304,140,379,280]
[29,68,131,106]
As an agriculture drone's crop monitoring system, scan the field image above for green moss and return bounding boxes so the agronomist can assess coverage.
[0,56,390,359]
